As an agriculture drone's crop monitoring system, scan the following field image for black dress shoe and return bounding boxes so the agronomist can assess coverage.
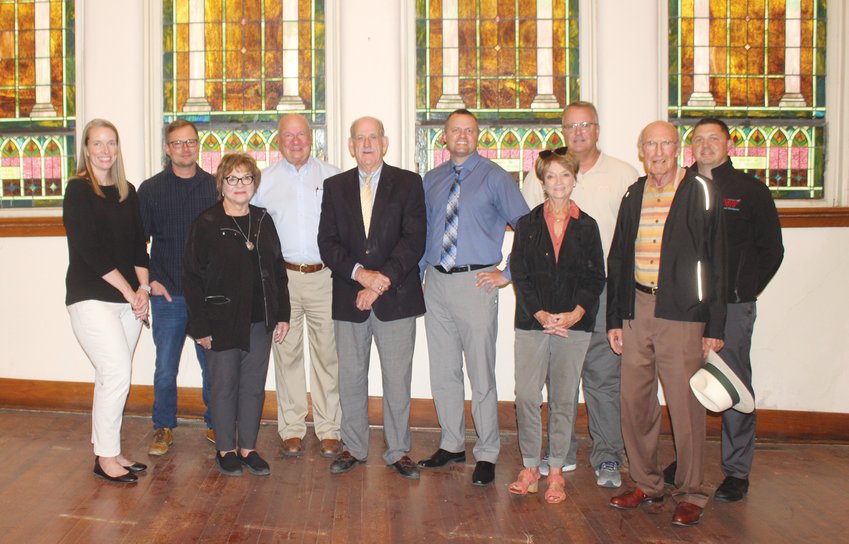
[663,460,677,486]
[122,462,147,473]
[330,451,365,474]
[418,448,466,468]
[390,456,421,480]
[472,461,495,486]
[714,476,748,502]
[93,458,138,484]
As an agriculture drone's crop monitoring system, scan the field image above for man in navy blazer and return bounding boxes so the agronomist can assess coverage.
[317,116,426,480]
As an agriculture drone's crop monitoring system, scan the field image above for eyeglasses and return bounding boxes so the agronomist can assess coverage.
[642,140,678,151]
[538,146,569,159]
[564,121,598,131]
[224,174,255,186]
[168,139,199,148]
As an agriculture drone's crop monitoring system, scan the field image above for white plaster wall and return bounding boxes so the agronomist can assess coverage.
[1,0,847,414]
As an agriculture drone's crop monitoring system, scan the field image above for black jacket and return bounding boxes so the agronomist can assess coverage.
[318,164,426,323]
[511,204,605,332]
[689,160,783,302]
[607,170,727,339]
[184,202,290,351]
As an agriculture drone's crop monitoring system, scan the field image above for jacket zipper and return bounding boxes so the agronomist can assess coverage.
[255,209,271,327]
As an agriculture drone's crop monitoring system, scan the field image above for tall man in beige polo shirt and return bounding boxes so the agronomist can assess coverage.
[252,114,342,458]
[606,121,726,527]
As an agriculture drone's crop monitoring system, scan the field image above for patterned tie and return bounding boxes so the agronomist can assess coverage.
[360,173,373,235]
[439,165,462,269]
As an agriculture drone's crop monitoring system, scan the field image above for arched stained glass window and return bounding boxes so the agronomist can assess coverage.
[416,0,579,186]
[163,0,326,175]
[0,0,75,208]
[669,0,826,199]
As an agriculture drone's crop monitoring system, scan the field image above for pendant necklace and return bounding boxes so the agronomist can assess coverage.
[231,213,255,251]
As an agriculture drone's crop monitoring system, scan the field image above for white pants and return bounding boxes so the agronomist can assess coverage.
[68,300,142,457]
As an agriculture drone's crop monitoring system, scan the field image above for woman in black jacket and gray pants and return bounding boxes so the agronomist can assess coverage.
[508,149,605,503]
[184,153,290,477]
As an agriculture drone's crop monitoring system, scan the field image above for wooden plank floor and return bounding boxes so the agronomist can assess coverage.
[0,409,847,543]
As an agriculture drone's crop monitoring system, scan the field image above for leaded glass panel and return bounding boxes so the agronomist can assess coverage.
[416,0,579,183]
[0,0,75,208]
[669,0,826,199]
[163,0,327,169]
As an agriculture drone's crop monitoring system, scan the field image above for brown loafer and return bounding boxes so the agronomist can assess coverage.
[610,488,664,510]
[671,501,704,527]
[389,456,420,480]
[281,437,303,457]
[319,438,342,458]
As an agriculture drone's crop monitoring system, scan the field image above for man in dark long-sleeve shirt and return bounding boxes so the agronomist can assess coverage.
[138,120,218,455]
[664,118,784,503]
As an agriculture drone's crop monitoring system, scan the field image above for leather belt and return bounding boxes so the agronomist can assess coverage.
[434,264,492,274]
[635,283,658,295]
[285,262,324,274]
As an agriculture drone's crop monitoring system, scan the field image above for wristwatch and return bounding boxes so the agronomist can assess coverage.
[140,284,152,293]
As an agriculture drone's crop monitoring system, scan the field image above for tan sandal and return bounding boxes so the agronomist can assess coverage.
[545,472,567,504]
[508,467,540,495]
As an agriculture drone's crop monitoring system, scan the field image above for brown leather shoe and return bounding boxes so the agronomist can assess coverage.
[319,438,342,458]
[609,488,664,510]
[148,428,173,456]
[671,501,704,527]
[281,437,303,457]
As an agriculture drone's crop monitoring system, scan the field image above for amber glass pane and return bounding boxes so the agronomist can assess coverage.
[0,0,75,208]
[670,0,826,200]
[163,0,327,169]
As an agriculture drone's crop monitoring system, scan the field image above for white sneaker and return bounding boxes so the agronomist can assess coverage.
[539,454,577,477]
[595,460,622,488]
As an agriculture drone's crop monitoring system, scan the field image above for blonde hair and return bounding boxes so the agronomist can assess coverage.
[75,119,130,201]
[535,148,579,181]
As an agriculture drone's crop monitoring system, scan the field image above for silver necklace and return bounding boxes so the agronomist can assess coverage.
[231,213,254,251]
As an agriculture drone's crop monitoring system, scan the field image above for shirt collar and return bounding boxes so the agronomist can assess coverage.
[451,151,481,175]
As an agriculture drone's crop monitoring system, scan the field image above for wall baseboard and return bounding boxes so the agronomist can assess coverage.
[1,377,846,443]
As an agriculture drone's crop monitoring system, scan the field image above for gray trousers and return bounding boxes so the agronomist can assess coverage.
[515,328,590,470]
[335,314,416,465]
[205,323,272,452]
[720,302,757,479]
[565,286,625,468]
[424,265,500,463]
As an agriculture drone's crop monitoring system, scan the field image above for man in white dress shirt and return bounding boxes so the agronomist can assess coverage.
[252,113,342,459]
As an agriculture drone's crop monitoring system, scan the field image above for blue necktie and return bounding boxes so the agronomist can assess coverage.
[439,165,462,269]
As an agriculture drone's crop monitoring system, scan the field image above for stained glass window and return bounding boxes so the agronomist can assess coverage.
[669,0,826,199]
[163,0,326,174]
[0,0,75,208]
[416,0,579,185]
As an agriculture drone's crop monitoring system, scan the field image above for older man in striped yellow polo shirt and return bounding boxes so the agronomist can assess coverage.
[605,121,727,528]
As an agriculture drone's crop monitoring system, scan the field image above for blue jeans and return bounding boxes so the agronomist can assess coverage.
[151,295,211,428]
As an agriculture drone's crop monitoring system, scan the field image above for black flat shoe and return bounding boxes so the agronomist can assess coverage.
[472,461,495,486]
[418,448,466,468]
[93,458,138,484]
[122,462,147,473]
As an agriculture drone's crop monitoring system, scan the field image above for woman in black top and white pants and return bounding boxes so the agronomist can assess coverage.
[63,119,150,484]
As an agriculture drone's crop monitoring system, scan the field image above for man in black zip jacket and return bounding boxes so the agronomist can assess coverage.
[664,118,784,503]
[606,121,727,528]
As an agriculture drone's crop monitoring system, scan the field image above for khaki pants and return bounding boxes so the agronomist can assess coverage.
[272,267,341,441]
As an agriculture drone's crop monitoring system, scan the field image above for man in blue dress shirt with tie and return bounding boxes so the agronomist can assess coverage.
[417,109,530,486]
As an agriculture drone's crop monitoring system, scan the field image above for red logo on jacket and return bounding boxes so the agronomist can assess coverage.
[723,198,741,211]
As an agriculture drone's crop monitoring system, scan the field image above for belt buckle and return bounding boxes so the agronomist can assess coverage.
[298,263,309,273]
[650,286,657,295]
